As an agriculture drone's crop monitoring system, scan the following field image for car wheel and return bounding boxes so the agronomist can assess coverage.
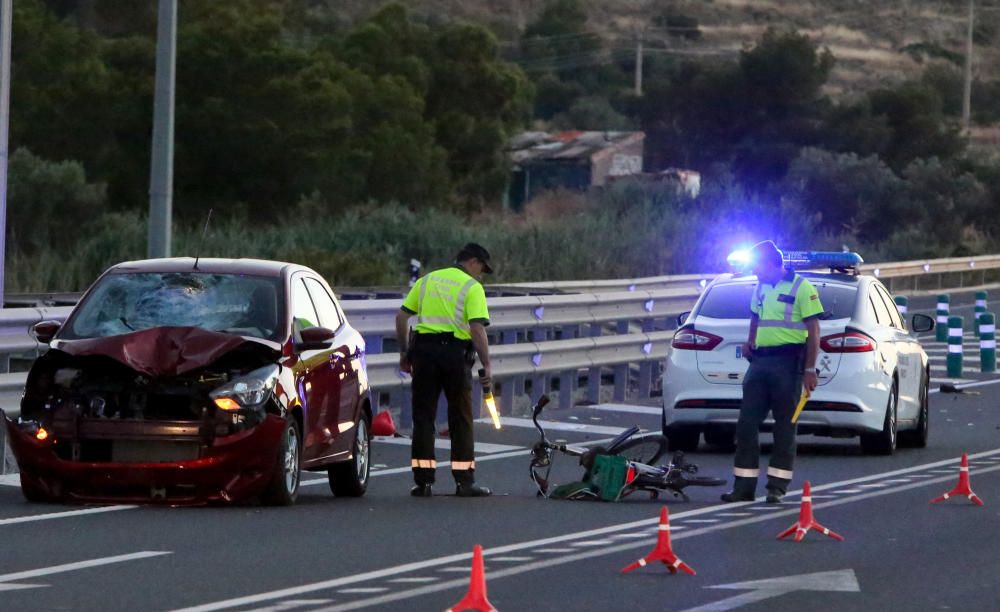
[328,415,370,497]
[899,371,929,448]
[666,426,700,452]
[703,427,736,452]
[861,379,898,455]
[263,418,301,506]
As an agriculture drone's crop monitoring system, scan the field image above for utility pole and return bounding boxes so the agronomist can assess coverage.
[634,30,644,96]
[962,0,975,130]
[0,0,11,307]
[148,0,177,259]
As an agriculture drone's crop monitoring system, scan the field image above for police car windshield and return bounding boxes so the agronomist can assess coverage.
[696,282,856,320]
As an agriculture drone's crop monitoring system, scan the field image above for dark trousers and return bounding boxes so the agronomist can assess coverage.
[410,336,475,486]
[733,351,803,494]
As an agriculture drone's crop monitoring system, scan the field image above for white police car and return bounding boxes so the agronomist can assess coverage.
[662,251,935,455]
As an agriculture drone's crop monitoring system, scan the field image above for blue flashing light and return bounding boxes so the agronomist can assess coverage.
[726,249,753,269]
[784,251,863,272]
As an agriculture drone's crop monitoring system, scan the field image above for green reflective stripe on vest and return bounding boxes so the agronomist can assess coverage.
[753,273,821,347]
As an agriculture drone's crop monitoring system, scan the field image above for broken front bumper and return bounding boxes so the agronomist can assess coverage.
[4,414,286,505]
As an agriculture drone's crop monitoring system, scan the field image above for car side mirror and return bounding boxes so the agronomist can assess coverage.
[677,311,691,327]
[32,320,62,344]
[911,313,934,333]
[295,326,336,351]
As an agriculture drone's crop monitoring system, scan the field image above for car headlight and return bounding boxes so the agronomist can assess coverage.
[209,365,279,410]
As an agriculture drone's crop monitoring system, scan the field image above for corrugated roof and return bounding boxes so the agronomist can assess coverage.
[509,131,644,164]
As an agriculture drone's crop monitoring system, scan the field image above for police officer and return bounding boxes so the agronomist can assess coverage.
[721,240,823,504]
[395,243,494,497]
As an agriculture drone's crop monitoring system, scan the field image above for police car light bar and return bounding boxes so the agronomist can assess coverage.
[784,251,863,273]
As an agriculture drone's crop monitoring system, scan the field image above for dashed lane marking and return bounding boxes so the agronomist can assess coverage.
[0,505,136,526]
[387,578,436,584]
[335,588,387,594]
[588,404,663,416]
[173,451,1000,612]
[473,417,630,436]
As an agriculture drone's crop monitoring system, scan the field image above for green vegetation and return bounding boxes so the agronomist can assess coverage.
[6,0,1000,291]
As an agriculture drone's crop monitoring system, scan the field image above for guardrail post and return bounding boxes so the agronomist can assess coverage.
[979,312,995,373]
[559,370,574,409]
[975,291,987,329]
[894,295,907,317]
[637,321,655,399]
[947,316,964,378]
[613,320,630,401]
[399,387,413,429]
[936,295,950,342]
[587,323,602,403]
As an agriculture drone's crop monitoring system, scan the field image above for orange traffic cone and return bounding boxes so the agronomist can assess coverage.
[930,453,984,506]
[621,507,696,575]
[447,545,497,612]
[777,481,844,542]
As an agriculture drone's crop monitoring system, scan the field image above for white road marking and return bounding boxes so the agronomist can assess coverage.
[682,569,861,612]
[335,588,387,594]
[174,451,1000,612]
[439,567,476,573]
[373,437,522,454]
[489,556,534,562]
[682,519,721,524]
[857,483,889,489]
[570,540,615,547]
[534,548,576,553]
[715,512,753,517]
[0,474,19,486]
[243,600,333,612]
[589,404,663,416]
[474,416,631,436]
[834,489,863,494]
[0,505,136,526]
[387,578,437,584]
[0,551,171,591]
[611,533,653,539]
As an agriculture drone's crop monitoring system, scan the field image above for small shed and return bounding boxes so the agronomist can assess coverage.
[507,131,645,209]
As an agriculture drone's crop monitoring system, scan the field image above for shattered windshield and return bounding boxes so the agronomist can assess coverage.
[63,272,284,341]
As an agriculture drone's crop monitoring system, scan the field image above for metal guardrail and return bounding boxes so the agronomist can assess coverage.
[2,253,1000,420]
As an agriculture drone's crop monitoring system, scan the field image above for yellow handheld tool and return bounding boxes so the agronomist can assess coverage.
[791,388,810,424]
[478,368,502,430]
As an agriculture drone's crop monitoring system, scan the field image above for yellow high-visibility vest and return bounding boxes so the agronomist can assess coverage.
[402,267,490,341]
[751,272,823,347]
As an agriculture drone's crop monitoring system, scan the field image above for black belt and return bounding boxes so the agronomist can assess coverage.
[414,332,470,347]
[751,344,804,357]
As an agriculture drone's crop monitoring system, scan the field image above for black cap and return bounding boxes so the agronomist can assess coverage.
[457,242,494,274]
[750,240,783,268]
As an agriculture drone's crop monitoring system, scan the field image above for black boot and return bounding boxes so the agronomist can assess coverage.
[411,467,435,497]
[410,484,433,497]
[765,487,785,504]
[454,470,492,497]
[720,476,756,503]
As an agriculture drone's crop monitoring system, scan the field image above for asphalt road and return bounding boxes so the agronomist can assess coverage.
[0,290,998,611]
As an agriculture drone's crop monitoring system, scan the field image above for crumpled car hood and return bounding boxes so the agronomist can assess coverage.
[50,326,278,377]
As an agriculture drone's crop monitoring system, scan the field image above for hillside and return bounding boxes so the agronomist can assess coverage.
[333,0,998,99]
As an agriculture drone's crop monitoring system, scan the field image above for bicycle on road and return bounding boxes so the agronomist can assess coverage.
[528,394,725,502]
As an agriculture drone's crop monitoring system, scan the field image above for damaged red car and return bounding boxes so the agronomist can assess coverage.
[4,258,374,505]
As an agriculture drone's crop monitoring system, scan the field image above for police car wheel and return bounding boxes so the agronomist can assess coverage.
[899,372,929,448]
[703,427,736,451]
[667,426,700,452]
[328,415,371,497]
[860,380,898,455]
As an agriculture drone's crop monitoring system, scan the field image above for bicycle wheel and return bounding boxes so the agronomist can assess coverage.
[609,434,669,465]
